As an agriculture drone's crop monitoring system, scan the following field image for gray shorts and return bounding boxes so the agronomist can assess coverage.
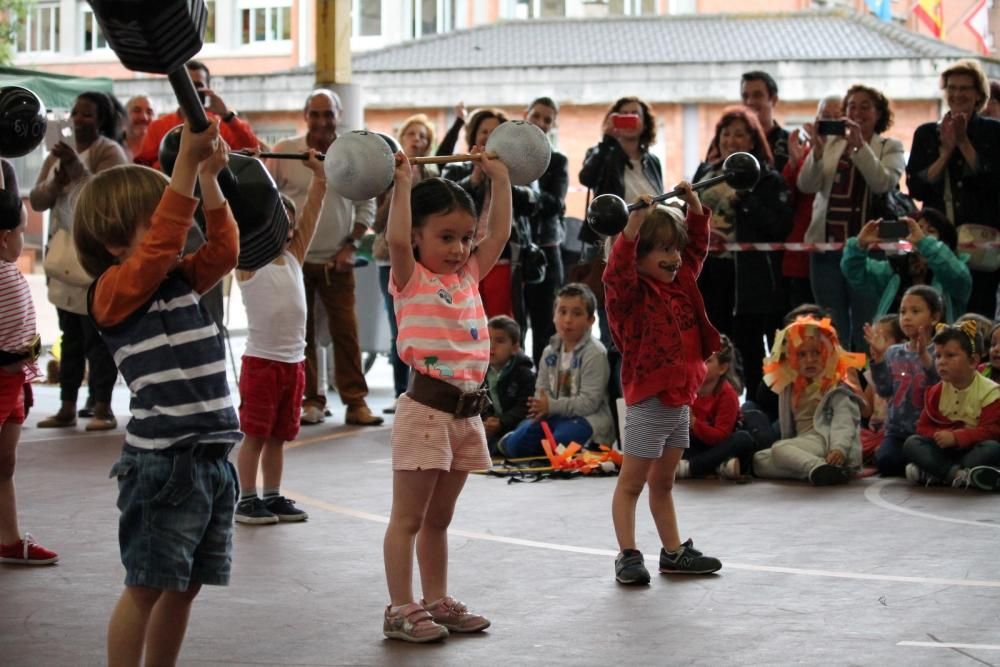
[623,397,689,459]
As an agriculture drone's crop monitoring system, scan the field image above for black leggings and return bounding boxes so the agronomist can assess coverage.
[57,308,117,404]
[522,246,564,366]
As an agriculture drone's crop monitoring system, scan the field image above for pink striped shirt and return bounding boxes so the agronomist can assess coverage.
[0,262,40,381]
[390,257,489,393]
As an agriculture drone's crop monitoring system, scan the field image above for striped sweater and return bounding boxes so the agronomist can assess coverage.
[90,187,241,450]
[0,261,40,381]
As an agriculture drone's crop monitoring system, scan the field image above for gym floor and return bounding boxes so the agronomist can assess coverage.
[3,382,999,667]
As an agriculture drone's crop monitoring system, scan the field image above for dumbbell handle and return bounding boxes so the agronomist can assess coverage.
[239,150,327,161]
[241,149,501,168]
[627,172,730,212]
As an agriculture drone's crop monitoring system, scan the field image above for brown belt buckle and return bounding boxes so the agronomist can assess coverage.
[454,390,489,418]
[28,334,41,363]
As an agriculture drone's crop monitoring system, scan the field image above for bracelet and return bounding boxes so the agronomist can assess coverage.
[222,111,237,123]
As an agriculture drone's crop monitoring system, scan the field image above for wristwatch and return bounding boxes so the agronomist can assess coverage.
[222,110,237,123]
[343,237,359,250]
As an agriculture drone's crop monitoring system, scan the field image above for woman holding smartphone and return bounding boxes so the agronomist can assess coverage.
[796,84,905,351]
[578,96,662,346]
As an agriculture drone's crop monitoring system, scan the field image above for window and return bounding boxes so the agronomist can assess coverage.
[204,1,217,44]
[16,3,60,54]
[610,0,658,14]
[355,0,382,36]
[240,1,292,44]
[514,0,567,17]
[81,8,108,52]
[420,0,438,36]
[411,0,459,38]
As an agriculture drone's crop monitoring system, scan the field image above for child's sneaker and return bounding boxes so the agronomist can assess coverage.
[423,596,491,633]
[716,457,740,480]
[263,495,309,522]
[0,533,58,565]
[808,463,850,486]
[950,468,972,489]
[905,463,939,486]
[235,497,279,525]
[969,465,1000,492]
[383,602,449,643]
[675,459,691,479]
[659,539,722,574]
[614,549,650,585]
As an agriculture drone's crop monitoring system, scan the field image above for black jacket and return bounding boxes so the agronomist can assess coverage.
[441,162,537,260]
[578,134,662,243]
[693,160,792,315]
[532,150,568,246]
[482,351,536,433]
[906,113,1000,230]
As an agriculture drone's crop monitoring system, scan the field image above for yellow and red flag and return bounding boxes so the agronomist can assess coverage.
[915,0,945,38]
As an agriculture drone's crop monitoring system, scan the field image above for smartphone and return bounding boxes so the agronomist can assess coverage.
[44,121,73,150]
[877,219,908,239]
[816,119,846,136]
[611,113,641,130]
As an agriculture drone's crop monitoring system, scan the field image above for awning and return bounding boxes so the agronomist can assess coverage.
[0,66,114,110]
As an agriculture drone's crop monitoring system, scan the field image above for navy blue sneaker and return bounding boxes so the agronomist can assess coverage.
[659,539,722,574]
[615,549,650,585]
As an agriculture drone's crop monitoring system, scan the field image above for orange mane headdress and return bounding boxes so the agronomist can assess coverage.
[762,316,866,402]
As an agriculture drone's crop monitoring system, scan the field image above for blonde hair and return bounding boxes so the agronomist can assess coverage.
[73,165,169,277]
[941,59,990,112]
[397,113,436,156]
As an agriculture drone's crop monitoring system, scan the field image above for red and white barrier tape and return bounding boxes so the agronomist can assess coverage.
[708,240,1000,253]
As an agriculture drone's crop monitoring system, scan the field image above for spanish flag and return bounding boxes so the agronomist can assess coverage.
[915,0,945,38]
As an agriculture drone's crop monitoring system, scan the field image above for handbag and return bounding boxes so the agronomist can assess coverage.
[868,188,916,221]
[43,228,93,287]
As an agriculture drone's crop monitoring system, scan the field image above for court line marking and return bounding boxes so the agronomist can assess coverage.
[898,641,1000,651]
[287,490,1000,590]
[864,479,1000,530]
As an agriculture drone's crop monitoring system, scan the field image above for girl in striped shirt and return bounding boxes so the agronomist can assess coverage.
[381,147,511,643]
[0,188,58,565]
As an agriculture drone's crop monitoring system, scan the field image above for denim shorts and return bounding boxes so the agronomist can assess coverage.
[109,444,239,592]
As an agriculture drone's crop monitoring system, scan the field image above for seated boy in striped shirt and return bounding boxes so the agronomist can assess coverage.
[73,119,241,666]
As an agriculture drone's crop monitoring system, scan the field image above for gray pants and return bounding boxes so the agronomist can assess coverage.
[753,432,830,481]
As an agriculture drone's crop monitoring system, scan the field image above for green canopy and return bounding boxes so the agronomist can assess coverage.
[0,66,114,110]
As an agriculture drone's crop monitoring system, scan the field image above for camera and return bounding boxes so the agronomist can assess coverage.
[877,219,908,239]
[611,113,641,130]
[816,120,846,136]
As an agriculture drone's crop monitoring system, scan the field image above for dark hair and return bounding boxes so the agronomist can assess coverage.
[844,84,893,135]
[528,96,558,114]
[107,93,126,144]
[954,313,993,358]
[933,323,982,360]
[0,189,23,230]
[488,315,521,346]
[557,282,597,318]
[741,71,779,98]
[705,106,774,166]
[989,322,1000,354]
[464,108,508,151]
[783,303,830,326]
[186,59,210,85]
[76,91,119,140]
[875,314,905,343]
[913,207,957,252]
[902,284,944,321]
[411,177,476,229]
[991,80,1000,102]
[715,334,745,395]
[605,96,657,150]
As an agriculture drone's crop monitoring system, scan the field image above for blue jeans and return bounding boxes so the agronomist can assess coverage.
[810,251,879,352]
[875,433,909,477]
[902,436,1000,481]
[499,416,594,458]
[378,265,409,397]
[111,445,238,591]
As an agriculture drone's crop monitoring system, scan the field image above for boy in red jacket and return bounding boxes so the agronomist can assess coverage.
[902,322,1000,491]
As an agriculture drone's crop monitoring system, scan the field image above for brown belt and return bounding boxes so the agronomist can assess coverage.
[406,371,491,418]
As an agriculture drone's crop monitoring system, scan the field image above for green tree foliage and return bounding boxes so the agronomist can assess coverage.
[0,1,31,66]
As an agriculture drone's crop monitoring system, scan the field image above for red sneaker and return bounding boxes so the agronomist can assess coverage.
[0,533,59,565]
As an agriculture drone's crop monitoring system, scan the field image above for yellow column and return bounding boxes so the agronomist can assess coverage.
[314,0,351,86]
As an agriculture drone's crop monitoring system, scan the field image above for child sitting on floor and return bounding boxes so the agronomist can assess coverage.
[752,316,867,485]
[481,315,535,455]
[903,321,1000,491]
[859,314,905,464]
[498,284,614,458]
[980,322,1000,381]
[676,335,754,480]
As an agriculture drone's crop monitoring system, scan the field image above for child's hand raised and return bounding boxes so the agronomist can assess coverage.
[478,146,510,184]
[392,151,412,188]
[856,220,880,250]
[199,135,230,177]
[863,321,889,362]
[303,149,324,177]
[179,118,221,167]
[674,180,702,216]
